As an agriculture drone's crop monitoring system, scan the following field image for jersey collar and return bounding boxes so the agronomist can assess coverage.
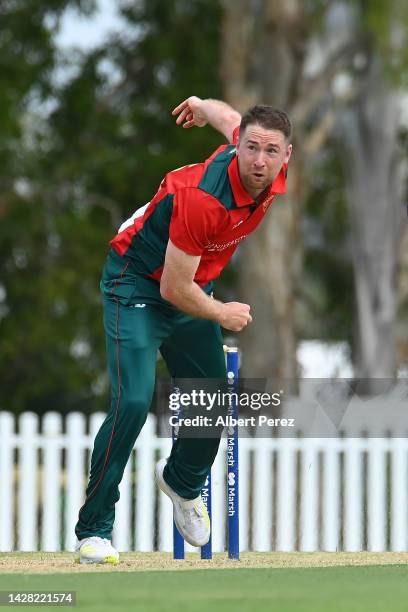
[228,155,288,207]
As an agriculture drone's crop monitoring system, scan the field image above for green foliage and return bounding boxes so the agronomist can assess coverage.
[346,0,408,85]
[3,0,405,412]
[0,0,222,414]
[0,0,94,165]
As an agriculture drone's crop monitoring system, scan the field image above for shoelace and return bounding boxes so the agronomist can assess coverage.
[186,502,204,523]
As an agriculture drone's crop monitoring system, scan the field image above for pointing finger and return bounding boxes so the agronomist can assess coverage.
[172,100,188,115]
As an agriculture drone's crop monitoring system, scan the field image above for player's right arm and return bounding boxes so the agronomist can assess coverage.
[172,96,241,143]
[160,240,252,332]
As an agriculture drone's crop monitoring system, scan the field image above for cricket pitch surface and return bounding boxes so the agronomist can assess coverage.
[1,551,408,574]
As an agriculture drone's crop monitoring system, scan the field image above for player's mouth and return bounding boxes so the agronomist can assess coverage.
[252,172,265,181]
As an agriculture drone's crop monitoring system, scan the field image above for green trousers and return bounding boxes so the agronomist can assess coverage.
[75,251,226,540]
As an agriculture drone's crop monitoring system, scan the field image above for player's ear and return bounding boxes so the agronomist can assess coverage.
[285,143,292,164]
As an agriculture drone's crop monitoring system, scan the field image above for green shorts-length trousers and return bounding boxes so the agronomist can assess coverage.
[75,251,227,540]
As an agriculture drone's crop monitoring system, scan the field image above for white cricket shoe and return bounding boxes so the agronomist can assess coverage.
[155,458,210,547]
[75,536,119,565]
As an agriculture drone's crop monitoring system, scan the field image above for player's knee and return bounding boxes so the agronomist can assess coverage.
[120,394,151,419]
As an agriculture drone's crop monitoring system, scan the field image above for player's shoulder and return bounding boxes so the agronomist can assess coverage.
[173,187,230,225]
[174,185,223,206]
[162,162,206,197]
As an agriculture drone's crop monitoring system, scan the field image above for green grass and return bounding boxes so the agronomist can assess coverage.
[0,565,408,611]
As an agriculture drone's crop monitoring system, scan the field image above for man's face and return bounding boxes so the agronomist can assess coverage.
[236,124,292,198]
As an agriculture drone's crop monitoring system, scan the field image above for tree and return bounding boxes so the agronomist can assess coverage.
[337,2,407,380]
[220,0,408,385]
[0,0,223,413]
[221,0,341,383]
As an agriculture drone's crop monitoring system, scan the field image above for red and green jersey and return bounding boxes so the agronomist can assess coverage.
[109,127,287,292]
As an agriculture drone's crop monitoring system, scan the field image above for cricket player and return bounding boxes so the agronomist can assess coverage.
[74,96,292,563]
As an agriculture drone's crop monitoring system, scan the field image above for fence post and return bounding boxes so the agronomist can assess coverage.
[211,438,226,553]
[135,414,156,552]
[391,438,408,551]
[113,458,132,551]
[18,412,38,551]
[344,437,363,551]
[42,412,62,551]
[322,440,340,551]
[300,438,319,551]
[253,438,272,551]
[276,438,297,551]
[0,412,14,551]
[65,412,85,551]
[367,438,386,551]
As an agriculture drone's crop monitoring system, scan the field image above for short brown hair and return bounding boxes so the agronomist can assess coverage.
[240,105,291,140]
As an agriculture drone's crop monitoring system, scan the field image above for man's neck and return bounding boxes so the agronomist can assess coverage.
[241,178,269,200]
[254,186,271,203]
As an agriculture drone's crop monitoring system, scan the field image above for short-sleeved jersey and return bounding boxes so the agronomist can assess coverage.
[109,127,287,291]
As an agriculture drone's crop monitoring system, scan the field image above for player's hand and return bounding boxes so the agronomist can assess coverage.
[172,96,208,129]
[218,302,252,332]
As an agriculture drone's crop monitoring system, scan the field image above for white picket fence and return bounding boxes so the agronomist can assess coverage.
[0,411,407,553]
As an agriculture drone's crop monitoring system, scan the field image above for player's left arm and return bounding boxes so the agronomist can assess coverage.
[172,96,241,143]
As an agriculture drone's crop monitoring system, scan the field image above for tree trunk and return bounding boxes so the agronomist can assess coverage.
[341,56,405,380]
[221,0,307,385]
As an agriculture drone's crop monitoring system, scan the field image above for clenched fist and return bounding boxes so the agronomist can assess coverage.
[218,302,252,332]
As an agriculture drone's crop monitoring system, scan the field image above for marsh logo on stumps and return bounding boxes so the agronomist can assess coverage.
[228,474,236,516]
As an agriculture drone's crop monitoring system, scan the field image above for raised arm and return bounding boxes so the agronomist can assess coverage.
[172,96,241,143]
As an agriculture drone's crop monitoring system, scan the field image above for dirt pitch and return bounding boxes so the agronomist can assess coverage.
[1,552,408,574]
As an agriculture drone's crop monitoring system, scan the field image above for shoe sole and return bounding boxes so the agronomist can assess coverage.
[155,461,210,547]
[74,555,119,565]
